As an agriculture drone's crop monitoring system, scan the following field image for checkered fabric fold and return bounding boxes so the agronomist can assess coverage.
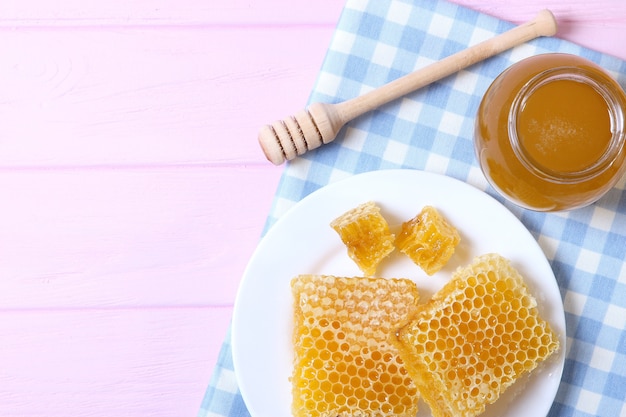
[200,1,626,416]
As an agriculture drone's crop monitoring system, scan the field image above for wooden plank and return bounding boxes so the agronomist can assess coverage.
[0,0,344,26]
[0,166,279,308]
[2,0,624,31]
[0,26,332,166]
[452,0,626,58]
[453,0,626,20]
[0,307,228,417]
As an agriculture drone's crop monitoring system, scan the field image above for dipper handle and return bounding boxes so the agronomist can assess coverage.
[259,9,558,165]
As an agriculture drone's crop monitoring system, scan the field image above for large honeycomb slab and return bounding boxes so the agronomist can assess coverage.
[291,275,420,417]
[393,253,559,417]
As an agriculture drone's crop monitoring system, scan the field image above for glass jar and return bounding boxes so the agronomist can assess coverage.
[475,53,626,211]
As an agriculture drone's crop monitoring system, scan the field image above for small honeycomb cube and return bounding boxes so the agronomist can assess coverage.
[395,205,460,275]
[330,201,395,276]
[291,275,420,417]
[392,253,560,417]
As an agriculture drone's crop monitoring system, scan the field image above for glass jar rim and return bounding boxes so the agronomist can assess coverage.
[508,66,626,184]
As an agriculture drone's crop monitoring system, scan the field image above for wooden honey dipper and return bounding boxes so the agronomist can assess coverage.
[259,10,558,165]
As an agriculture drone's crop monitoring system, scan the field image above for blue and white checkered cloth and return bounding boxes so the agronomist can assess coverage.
[199,1,626,416]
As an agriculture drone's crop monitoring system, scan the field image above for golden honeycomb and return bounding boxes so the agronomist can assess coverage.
[330,201,395,276]
[395,205,460,275]
[291,275,420,417]
[392,253,560,417]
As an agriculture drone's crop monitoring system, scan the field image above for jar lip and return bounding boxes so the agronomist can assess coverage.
[508,66,626,183]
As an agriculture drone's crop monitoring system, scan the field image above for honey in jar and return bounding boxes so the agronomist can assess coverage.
[475,53,626,211]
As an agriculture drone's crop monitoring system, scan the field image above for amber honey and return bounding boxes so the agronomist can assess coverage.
[475,53,626,211]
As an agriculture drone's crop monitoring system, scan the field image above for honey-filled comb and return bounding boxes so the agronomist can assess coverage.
[393,253,559,417]
[291,275,420,417]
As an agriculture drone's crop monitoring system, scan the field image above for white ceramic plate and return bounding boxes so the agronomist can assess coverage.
[232,169,566,417]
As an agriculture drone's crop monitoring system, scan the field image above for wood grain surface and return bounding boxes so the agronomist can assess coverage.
[0,1,624,416]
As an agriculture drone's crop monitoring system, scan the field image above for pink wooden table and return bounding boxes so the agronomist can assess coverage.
[1,1,624,416]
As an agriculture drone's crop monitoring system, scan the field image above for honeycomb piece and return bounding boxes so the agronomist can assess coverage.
[392,253,560,417]
[395,205,460,275]
[291,275,420,417]
[330,201,395,276]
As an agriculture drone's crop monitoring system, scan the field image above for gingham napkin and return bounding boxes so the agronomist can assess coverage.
[199,1,626,416]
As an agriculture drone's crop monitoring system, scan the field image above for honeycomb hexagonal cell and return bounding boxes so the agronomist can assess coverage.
[330,201,395,276]
[291,275,420,417]
[393,253,560,417]
[395,205,460,275]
